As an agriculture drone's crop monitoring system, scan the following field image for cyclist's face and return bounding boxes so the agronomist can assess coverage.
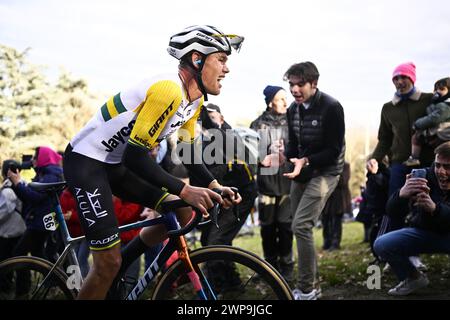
[202,52,229,95]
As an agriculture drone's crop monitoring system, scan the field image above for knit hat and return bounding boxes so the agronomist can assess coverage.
[392,62,416,84]
[263,85,284,106]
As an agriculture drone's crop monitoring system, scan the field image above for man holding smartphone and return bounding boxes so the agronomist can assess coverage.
[374,142,450,296]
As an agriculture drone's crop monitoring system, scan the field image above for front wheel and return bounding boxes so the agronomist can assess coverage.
[0,256,77,300]
[152,245,293,300]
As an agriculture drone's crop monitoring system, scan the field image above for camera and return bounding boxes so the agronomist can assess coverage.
[20,154,33,170]
[5,155,33,174]
[411,168,427,179]
[7,162,20,173]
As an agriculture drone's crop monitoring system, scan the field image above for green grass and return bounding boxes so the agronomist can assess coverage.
[134,221,449,300]
[233,221,450,300]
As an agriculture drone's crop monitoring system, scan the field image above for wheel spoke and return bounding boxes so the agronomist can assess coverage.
[152,246,292,300]
[0,257,76,300]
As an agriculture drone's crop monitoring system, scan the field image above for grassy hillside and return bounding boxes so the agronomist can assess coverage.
[233,221,450,300]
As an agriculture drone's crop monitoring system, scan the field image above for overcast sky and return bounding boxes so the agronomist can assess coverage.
[1,0,449,131]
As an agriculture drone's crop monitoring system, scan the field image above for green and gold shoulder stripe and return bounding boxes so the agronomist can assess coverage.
[101,93,127,121]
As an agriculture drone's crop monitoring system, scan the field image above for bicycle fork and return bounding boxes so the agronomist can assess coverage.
[176,236,216,300]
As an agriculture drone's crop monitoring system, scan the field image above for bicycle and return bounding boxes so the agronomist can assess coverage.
[0,181,293,300]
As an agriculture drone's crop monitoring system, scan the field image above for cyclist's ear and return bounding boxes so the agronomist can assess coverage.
[191,52,203,69]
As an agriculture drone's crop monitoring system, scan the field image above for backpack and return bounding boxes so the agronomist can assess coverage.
[1,181,22,215]
[231,127,259,175]
[209,127,258,189]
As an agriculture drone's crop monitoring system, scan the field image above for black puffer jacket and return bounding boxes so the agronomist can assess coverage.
[285,89,346,177]
[250,109,291,196]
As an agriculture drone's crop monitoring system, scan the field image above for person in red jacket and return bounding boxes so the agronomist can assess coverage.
[112,196,143,244]
[112,196,144,290]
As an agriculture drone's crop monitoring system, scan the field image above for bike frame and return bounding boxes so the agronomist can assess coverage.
[123,211,214,300]
[36,191,214,300]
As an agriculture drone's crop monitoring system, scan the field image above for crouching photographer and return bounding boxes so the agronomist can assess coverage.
[374,142,450,296]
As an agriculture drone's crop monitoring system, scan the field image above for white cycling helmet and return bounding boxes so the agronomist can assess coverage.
[167,25,244,60]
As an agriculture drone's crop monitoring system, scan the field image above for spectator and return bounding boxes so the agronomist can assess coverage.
[6,146,63,298]
[366,62,434,232]
[7,147,64,259]
[321,162,351,251]
[0,160,26,296]
[113,196,144,291]
[404,77,450,166]
[0,160,26,262]
[356,186,372,243]
[250,85,294,282]
[193,104,258,291]
[278,61,346,300]
[196,104,257,249]
[374,141,450,296]
[366,62,433,270]
[356,160,390,260]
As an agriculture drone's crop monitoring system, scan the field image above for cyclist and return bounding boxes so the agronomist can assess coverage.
[63,25,244,299]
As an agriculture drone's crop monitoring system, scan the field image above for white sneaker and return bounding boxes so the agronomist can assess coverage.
[388,272,429,296]
[409,256,427,271]
[316,287,322,299]
[293,288,320,300]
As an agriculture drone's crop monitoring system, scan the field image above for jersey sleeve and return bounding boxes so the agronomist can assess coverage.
[178,103,203,144]
[128,80,182,150]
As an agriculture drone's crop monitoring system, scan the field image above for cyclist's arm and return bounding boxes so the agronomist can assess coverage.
[177,107,239,199]
[124,80,186,195]
[123,143,185,195]
[181,141,216,188]
[178,106,217,188]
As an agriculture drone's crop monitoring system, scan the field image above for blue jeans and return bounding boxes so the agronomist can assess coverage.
[374,227,450,280]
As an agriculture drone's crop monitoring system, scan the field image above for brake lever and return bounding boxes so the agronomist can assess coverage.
[223,187,240,222]
[210,187,240,227]
[210,202,220,229]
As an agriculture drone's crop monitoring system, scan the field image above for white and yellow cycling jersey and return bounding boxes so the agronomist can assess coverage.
[70,73,203,163]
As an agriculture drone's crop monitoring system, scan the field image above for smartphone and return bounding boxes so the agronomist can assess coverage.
[411,168,427,179]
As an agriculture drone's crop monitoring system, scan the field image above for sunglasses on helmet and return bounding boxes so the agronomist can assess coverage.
[213,34,245,52]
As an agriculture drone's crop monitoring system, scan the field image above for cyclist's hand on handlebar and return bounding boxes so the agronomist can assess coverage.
[179,184,223,217]
[217,186,242,209]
